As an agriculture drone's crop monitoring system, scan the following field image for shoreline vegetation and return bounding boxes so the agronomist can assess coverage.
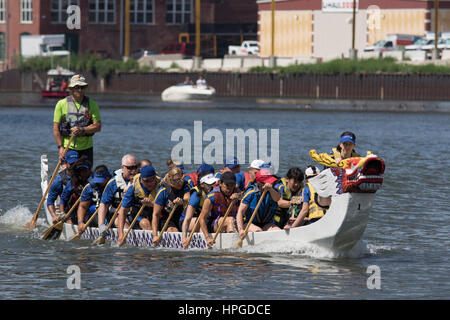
[15,54,450,78]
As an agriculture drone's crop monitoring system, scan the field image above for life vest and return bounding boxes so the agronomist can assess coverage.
[305,183,329,221]
[160,182,188,221]
[59,96,94,137]
[130,173,160,218]
[186,172,198,186]
[273,177,303,225]
[243,171,252,189]
[331,147,360,161]
[189,186,206,216]
[107,169,130,209]
[210,186,239,220]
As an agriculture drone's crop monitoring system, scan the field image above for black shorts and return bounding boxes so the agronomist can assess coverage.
[71,147,93,167]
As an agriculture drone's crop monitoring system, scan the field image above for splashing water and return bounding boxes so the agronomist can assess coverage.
[0,205,47,230]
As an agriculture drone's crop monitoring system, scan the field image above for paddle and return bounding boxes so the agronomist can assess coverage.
[153,203,180,246]
[236,189,268,248]
[42,196,81,240]
[118,203,147,247]
[184,209,204,249]
[209,199,238,249]
[68,206,100,241]
[92,199,123,245]
[26,135,75,230]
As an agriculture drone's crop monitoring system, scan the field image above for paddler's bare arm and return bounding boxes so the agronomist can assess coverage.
[117,206,129,243]
[198,199,213,245]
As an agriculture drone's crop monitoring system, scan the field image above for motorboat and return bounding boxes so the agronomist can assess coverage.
[41,67,74,99]
[161,83,215,102]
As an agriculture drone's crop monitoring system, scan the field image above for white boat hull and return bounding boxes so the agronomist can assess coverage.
[40,155,379,252]
[161,85,215,102]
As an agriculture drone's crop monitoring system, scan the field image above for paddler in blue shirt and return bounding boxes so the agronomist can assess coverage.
[46,150,79,223]
[76,165,112,233]
[198,171,241,247]
[117,165,161,246]
[181,171,218,249]
[152,167,192,245]
[97,154,139,234]
[236,168,281,240]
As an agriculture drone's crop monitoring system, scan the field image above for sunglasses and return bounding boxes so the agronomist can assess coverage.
[72,86,86,90]
[142,177,156,183]
[170,177,184,183]
[123,165,138,170]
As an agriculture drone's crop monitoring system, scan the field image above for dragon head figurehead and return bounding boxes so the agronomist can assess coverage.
[308,150,385,197]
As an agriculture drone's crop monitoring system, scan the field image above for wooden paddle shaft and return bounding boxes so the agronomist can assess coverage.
[28,135,75,228]
[158,203,180,239]
[70,206,100,240]
[122,203,146,243]
[237,189,268,247]
[42,196,81,239]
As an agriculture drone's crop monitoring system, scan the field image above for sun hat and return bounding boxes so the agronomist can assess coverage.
[89,166,110,184]
[340,134,356,144]
[248,159,265,170]
[255,169,277,184]
[68,74,88,88]
[199,173,218,185]
[141,165,156,178]
[224,156,239,169]
[65,150,79,165]
[197,163,215,174]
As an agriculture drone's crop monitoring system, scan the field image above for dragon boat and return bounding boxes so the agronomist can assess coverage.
[39,153,385,252]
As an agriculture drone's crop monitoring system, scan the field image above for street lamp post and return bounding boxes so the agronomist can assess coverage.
[269,0,276,67]
[349,0,357,59]
[433,0,439,60]
[194,0,201,69]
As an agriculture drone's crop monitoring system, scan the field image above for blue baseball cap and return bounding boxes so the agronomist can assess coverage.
[197,163,214,174]
[340,134,356,144]
[224,156,239,169]
[89,167,111,184]
[65,150,79,165]
[141,165,156,178]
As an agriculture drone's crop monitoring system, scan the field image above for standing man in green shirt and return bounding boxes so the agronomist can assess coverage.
[53,74,101,166]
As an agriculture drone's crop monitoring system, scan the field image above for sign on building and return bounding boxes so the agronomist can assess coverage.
[322,0,359,12]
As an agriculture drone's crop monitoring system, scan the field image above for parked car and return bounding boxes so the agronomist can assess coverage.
[228,41,259,55]
[404,37,429,51]
[130,48,157,60]
[160,42,195,57]
[364,34,417,52]
[364,40,394,52]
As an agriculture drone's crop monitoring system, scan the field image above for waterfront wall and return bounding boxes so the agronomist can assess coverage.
[1,69,450,101]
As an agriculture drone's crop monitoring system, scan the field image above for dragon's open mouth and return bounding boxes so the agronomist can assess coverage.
[342,156,385,193]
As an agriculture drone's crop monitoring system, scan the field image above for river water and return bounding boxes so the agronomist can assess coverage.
[0,93,449,301]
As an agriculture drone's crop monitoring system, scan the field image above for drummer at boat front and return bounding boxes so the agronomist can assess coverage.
[284,166,330,229]
[152,167,191,245]
[329,131,360,166]
[97,154,139,235]
[76,165,112,233]
[53,74,101,166]
[236,167,282,240]
[46,150,79,223]
[117,165,161,247]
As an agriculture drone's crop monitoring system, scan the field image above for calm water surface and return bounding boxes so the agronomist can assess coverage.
[0,93,449,300]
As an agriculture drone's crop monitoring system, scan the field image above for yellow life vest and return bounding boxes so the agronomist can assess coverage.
[190,186,206,215]
[274,178,303,225]
[132,173,160,200]
[305,183,329,221]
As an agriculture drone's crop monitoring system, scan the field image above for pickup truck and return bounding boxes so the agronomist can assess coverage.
[228,41,259,56]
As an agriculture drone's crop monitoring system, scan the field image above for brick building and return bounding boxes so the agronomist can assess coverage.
[0,0,257,71]
[257,0,450,60]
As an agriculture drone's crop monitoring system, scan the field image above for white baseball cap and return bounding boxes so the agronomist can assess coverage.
[305,166,320,178]
[249,159,265,170]
[200,173,218,185]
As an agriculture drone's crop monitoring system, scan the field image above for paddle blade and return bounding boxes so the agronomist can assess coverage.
[92,236,105,245]
[69,233,81,241]
[42,221,64,240]
[236,239,243,248]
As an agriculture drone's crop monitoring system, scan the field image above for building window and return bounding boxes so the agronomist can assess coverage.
[0,33,4,61]
[166,0,192,25]
[51,0,80,24]
[88,0,115,24]
[130,0,154,24]
[0,0,5,23]
[21,0,33,23]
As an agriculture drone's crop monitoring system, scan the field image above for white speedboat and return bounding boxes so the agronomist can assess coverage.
[39,154,385,253]
[161,84,215,102]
